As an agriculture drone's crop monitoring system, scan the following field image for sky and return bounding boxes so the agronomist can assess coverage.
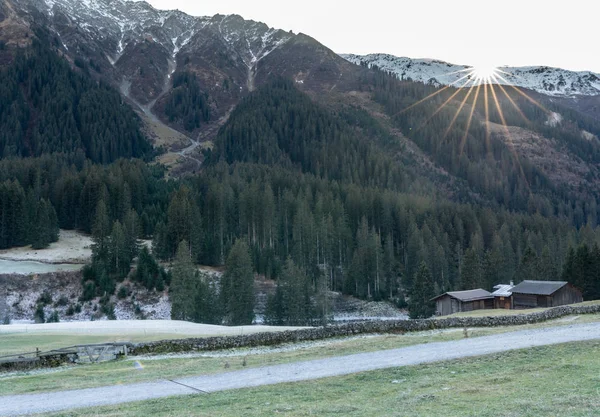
[141,0,598,73]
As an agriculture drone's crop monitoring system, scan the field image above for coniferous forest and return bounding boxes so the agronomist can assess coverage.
[2,39,600,323]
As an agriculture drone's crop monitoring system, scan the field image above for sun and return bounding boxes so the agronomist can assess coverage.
[470,64,499,83]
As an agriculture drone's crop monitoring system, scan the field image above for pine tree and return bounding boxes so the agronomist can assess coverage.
[170,240,197,321]
[408,262,435,319]
[517,246,539,283]
[92,200,111,263]
[538,245,558,281]
[221,239,255,325]
[193,274,222,324]
[109,221,129,278]
[134,246,165,290]
[265,257,315,326]
[460,247,482,289]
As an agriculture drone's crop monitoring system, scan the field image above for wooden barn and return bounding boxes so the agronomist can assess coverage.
[432,289,494,316]
[492,283,514,309]
[511,280,583,309]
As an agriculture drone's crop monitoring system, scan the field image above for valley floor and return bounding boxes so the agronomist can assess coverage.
[38,339,599,417]
[1,319,599,416]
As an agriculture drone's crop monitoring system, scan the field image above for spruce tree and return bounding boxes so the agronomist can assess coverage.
[408,262,435,319]
[170,240,197,321]
[460,248,482,289]
[193,274,222,324]
[221,239,255,325]
[265,257,315,326]
[517,247,539,283]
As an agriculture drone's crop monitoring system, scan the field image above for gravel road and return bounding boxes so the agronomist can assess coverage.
[2,322,599,416]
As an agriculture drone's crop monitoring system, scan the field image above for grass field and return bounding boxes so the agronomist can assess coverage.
[0,321,304,356]
[37,340,600,417]
[2,314,600,397]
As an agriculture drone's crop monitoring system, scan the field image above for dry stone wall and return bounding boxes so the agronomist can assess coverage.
[129,304,600,355]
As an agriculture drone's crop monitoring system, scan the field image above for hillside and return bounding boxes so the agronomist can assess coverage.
[1,0,600,324]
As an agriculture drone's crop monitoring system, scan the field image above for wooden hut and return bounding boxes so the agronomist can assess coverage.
[511,281,583,309]
[492,283,514,309]
[432,289,494,316]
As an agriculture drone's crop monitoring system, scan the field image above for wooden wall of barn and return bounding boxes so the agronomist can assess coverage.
[551,285,583,306]
[513,285,583,309]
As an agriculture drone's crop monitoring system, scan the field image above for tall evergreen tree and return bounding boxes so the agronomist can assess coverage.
[193,274,222,325]
[265,258,314,326]
[220,239,255,325]
[408,262,435,319]
[170,240,197,321]
[517,246,539,283]
[460,248,483,289]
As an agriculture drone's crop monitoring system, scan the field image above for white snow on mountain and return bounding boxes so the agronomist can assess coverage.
[342,53,600,98]
[18,0,291,64]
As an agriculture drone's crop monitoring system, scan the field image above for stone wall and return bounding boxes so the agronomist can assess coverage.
[129,303,600,356]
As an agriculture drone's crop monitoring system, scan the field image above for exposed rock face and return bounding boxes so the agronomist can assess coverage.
[5,0,360,128]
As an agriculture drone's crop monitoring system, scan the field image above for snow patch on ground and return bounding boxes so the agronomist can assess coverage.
[0,260,82,275]
[545,112,563,127]
[582,130,597,141]
[0,320,306,336]
[0,230,92,264]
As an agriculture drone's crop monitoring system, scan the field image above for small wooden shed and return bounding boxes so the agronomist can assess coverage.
[432,289,494,316]
[511,280,583,309]
[492,283,514,309]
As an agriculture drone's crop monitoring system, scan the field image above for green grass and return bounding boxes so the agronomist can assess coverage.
[40,340,600,417]
[2,314,600,397]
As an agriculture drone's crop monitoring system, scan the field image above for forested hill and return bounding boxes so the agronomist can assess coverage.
[357,69,600,226]
[0,35,151,163]
[1,0,600,320]
[212,78,407,190]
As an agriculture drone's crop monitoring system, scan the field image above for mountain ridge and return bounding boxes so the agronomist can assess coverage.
[341,53,600,98]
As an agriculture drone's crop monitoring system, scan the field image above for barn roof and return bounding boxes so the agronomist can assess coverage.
[492,284,514,297]
[432,289,493,302]
[510,280,568,296]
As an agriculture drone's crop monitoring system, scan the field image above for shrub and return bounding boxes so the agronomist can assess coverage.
[47,311,60,323]
[2,314,10,325]
[34,304,45,323]
[54,296,69,307]
[81,281,96,302]
[117,285,130,299]
[37,290,53,306]
[65,305,75,316]
[99,293,111,306]
[102,303,116,320]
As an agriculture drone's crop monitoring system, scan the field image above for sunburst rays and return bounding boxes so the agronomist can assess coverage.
[392,63,546,190]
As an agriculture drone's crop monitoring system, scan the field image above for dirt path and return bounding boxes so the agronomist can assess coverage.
[2,322,599,416]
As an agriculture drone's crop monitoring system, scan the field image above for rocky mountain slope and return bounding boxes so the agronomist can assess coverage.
[2,0,600,213]
[9,0,359,119]
[342,53,600,97]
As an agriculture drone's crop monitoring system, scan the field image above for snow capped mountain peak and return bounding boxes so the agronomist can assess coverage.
[341,53,600,98]
[16,0,291,64]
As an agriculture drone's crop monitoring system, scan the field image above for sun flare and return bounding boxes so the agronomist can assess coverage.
[470,64,498,82]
